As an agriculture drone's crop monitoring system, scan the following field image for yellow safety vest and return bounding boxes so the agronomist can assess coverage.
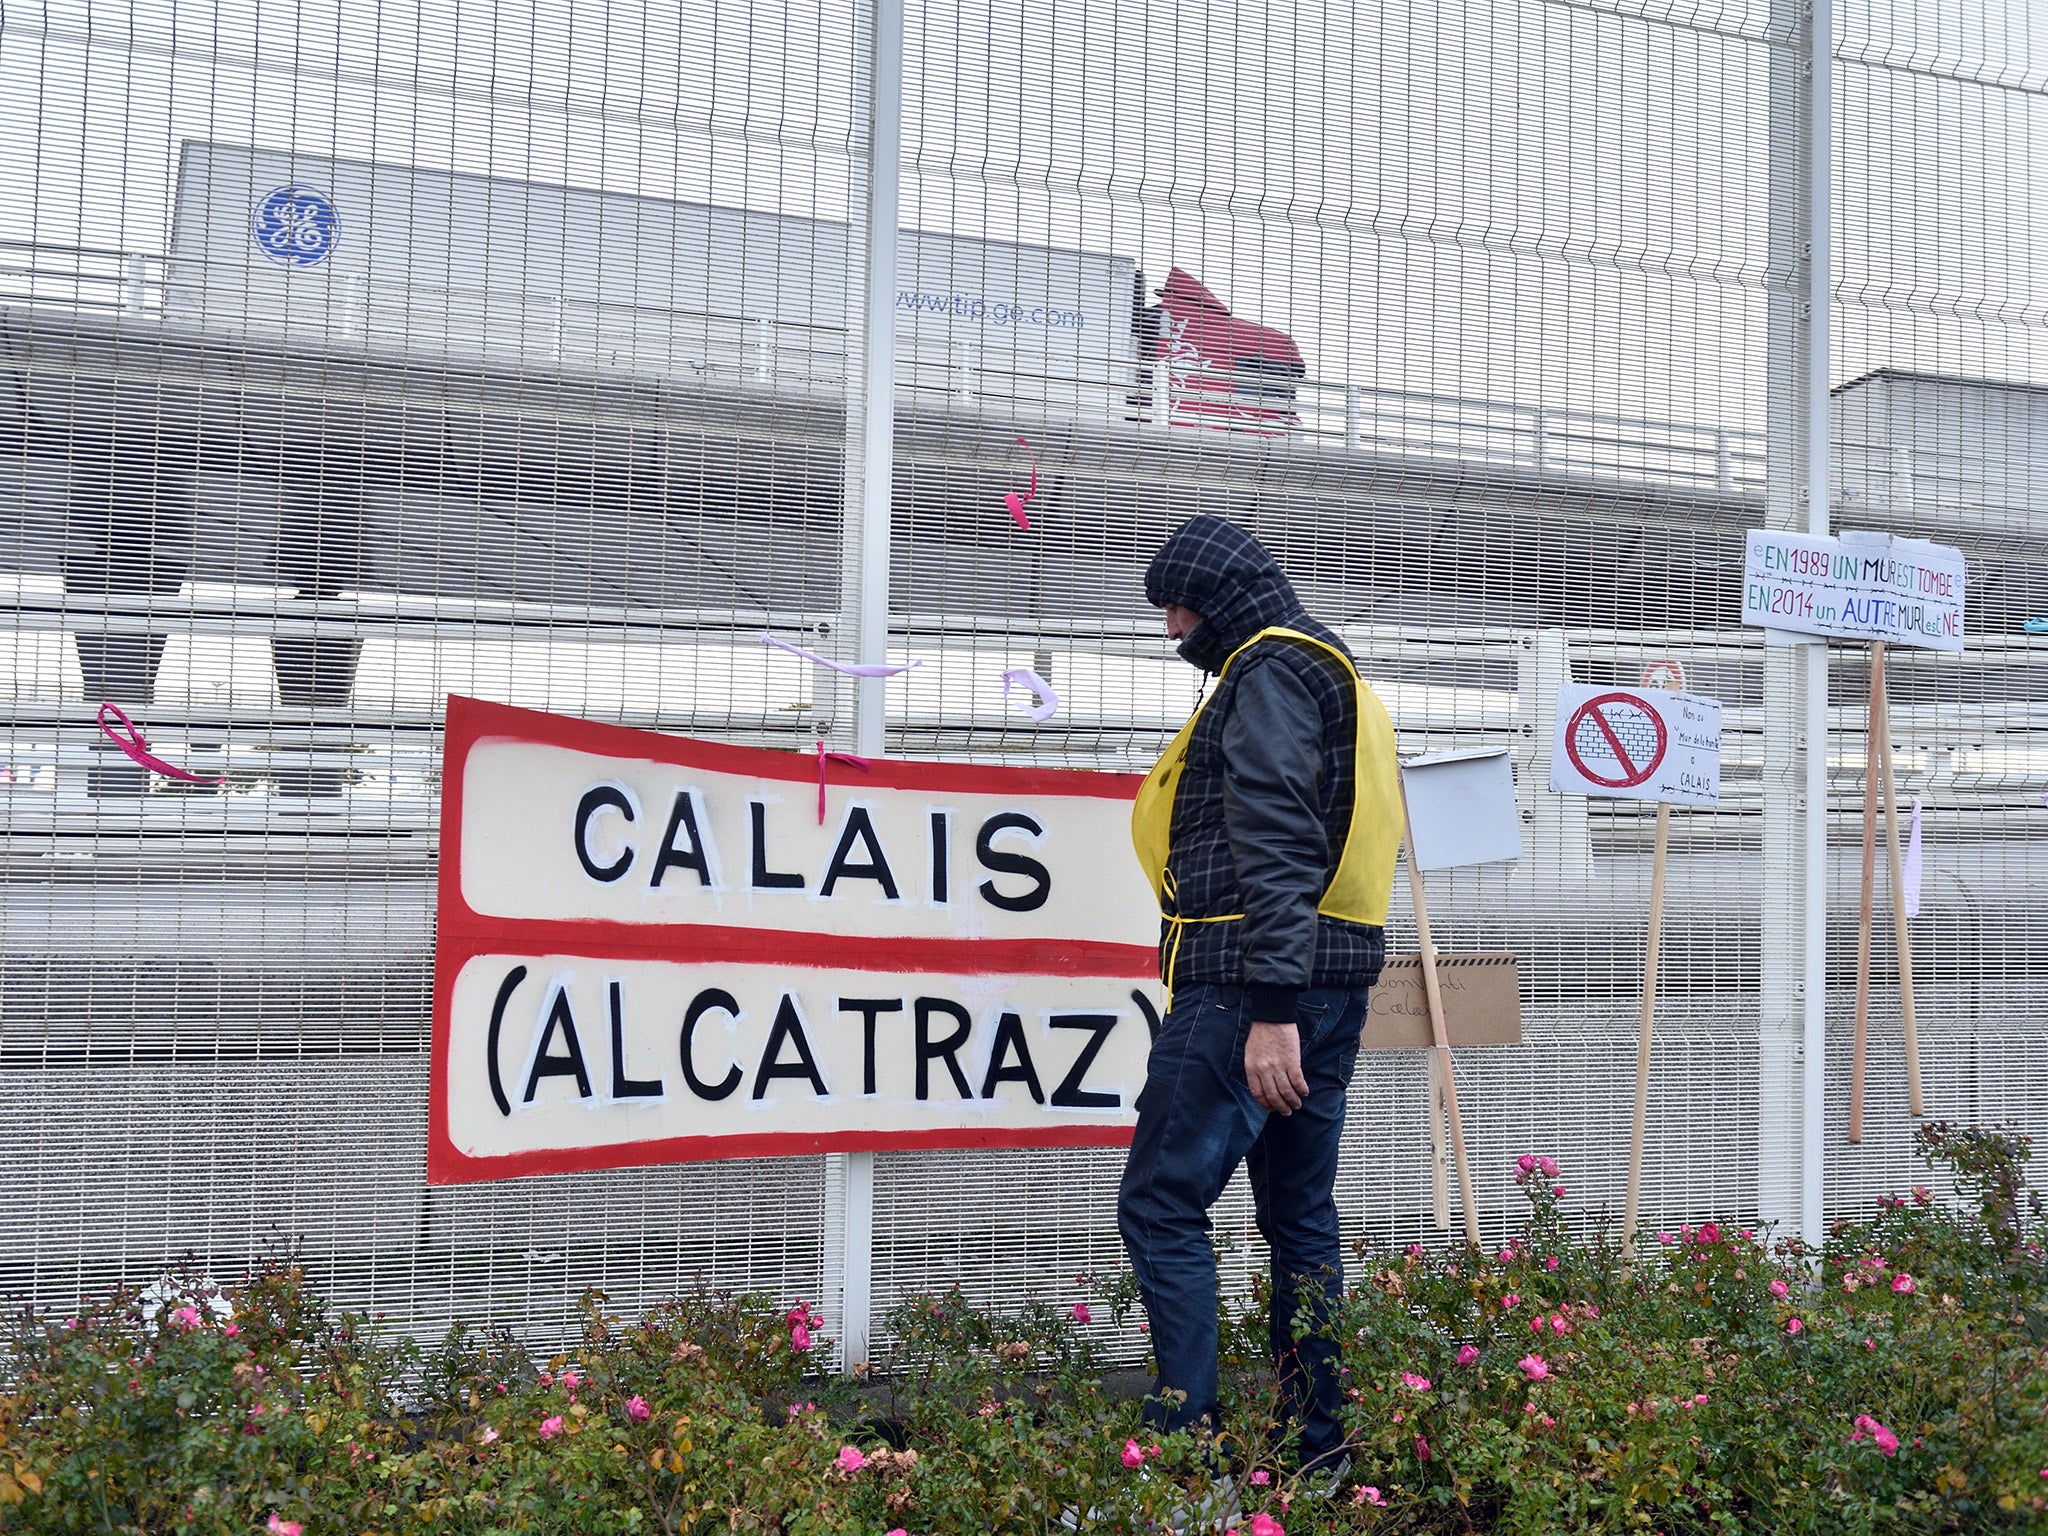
[1130,626,1401,996]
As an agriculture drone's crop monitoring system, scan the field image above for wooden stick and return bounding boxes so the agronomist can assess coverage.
[1619,802,1671,1264]
[1850,644,1882,1144]
[1401,787,1483,1247]
[1428,1055,1451,1229]
[1872,660,1924,1117]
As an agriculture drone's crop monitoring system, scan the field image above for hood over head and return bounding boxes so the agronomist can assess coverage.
[1144,515,1306,672]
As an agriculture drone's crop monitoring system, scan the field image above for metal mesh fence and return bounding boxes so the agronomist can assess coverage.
[0,0,2041,1362]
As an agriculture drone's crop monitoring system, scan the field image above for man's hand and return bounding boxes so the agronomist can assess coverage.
[1244,1021,1309,1115]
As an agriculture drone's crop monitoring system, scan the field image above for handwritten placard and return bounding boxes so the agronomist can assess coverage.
[1548,683,1722,808]
[1742,530,1966,652]
[1363,954,1522,1049]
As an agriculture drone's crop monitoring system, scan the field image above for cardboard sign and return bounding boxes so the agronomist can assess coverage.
[1548,683,1722,807]
[1363,954,1521,1049]
[1401,748,1524,871]
[1742,529,1966,652]
[432,697,1159,1183]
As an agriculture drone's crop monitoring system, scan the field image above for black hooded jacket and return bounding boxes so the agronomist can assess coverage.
[1144,516,1386,1020]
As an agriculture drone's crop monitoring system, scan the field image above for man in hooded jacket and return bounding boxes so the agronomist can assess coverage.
[1120,515,1401,1475]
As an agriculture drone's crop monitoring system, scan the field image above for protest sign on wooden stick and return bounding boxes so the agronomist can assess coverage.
[1399,747,1521,1247]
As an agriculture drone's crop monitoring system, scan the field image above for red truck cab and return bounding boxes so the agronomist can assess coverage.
[1135,267,1305,431]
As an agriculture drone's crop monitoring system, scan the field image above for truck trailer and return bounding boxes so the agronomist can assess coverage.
[167,141,1303,429]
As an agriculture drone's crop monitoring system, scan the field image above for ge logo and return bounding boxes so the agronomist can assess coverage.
[251,184,340,267]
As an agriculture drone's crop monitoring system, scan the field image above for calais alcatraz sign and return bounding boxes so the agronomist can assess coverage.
[429,698,1161,1183]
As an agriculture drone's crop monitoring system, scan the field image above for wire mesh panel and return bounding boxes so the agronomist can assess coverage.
[0,0,863,1342]
[1826,0,2048,1218]
[0,0,2040,1365]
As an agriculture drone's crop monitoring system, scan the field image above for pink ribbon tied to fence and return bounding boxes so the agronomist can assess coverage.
[1004,438,1038,531]
[96,702,224,785]
[816,739,873,824]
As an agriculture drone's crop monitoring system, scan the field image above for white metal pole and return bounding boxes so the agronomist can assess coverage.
[832,0,903,1376]
[1799,0,1832,1257]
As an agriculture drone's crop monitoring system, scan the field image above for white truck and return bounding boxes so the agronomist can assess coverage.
[166,141,1303,426]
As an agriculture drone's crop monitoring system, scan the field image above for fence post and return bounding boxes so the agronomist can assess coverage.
[1757,0,1829,1253]
[1345,385,1360,451]
[827,0,903,1376]
[123,254,146,315]
[1716,428,1733,492]
[1532,408,1549,473]
[755,318,773,384]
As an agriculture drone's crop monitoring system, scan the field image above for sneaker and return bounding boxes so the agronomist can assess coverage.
[1161,1473,1240,1534]
[1061,1474,1241,1535]
[1294,1452,1352,1500]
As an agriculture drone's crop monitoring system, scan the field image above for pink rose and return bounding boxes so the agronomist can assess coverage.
[168,1305,202,1331]
[1353,1486,1388,1507]
[1501,1293,1520,1310]
[538,1415,565,1440]
[1546,1256,1560,1271]
[1538,1156,1559,1178]
[267,1519,303,1536]
[223,1323,240,1338]
[1121,1438,1145,1469]
[1694,1393,1708,1405]
[1456,1345,1480,1367]
[1786,1317,1804,1335]
[1851,1414,1899,1456]
[1518,1354,1550,1381]
[1740,1228,1755,1239]
[835,1446,868,1473]
[1911,1186,1932,1204]
[1552,1185,1566,1199]
[560,1371,580,1392]
[1249,1515,1286,1536]
[1892,1274,1915,1294]
[1401,1372,1431,1391]
[790,1322,813,1352]
[480,1426,500,1444]
[1250,1470,1271,1485]
[1497,1249,1516,1264]
[1414,1434,1431,1461]
[1769,1280,1790,1298]
[1071,1303,1091,1325]
[1698,1222,1721,1244]
[1657,1232,1675,1244]
[626,1395,651,1423]
[1516,1154,1537,1175]
[1406,1244,1424,1258]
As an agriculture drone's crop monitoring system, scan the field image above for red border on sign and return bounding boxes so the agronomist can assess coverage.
[1563,691,1668,789]
[429,696,1155,1184]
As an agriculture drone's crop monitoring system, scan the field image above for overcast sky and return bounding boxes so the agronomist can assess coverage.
[1,0,2041,435]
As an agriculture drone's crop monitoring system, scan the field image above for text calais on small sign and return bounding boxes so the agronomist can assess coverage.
[430,697,1163,1183]
[1548,682,1722,808]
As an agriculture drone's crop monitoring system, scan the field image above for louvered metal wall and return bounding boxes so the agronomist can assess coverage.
[0,0,2042,1359]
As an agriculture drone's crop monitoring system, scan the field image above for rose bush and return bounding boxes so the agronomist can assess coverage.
[1,1124,2042,1533]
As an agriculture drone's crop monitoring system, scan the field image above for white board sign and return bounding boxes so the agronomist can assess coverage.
[1401,748,1523,871]
[1548,683,1722,807]
[1741,529,1966,652]
[433,697,1159,1183]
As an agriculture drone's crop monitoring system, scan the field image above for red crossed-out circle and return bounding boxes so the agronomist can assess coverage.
[1565,692,1668,789]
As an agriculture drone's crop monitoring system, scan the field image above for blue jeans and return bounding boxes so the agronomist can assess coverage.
[1116,981,1369,1467]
